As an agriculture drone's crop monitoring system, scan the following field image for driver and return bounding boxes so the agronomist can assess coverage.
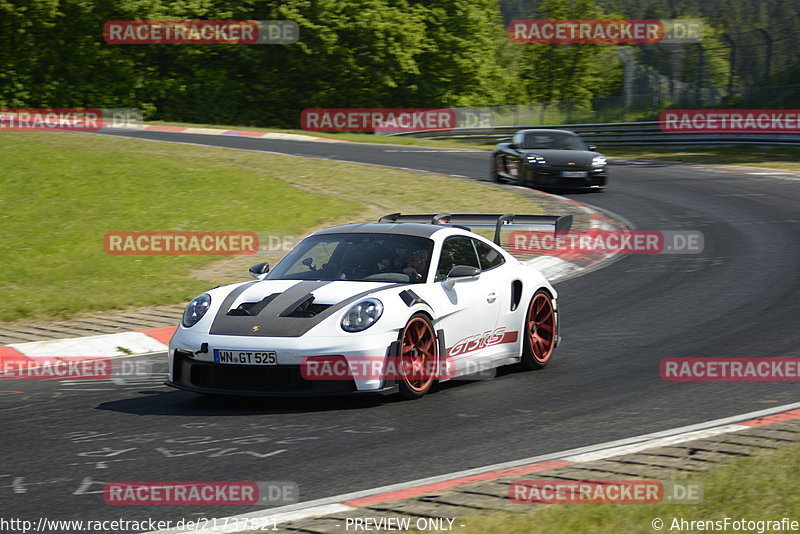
[403,248,429,282]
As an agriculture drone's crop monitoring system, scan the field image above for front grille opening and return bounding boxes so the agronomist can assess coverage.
[171,351,355,394]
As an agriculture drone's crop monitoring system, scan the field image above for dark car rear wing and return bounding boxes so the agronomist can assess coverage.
[378,213,572,245]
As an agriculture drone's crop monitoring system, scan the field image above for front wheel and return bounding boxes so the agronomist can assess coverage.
[396,314,438,399]
[519,290,557,370]
[490,157,503,182]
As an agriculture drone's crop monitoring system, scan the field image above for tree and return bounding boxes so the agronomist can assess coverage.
[515,0,624,103]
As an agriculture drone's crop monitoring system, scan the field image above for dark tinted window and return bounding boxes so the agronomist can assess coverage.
[267,233,434,283]
[436,236,480,282]
[521,132,586,150]
[474,239,505,270]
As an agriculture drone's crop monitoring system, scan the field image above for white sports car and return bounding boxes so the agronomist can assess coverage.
[167,213,572,399]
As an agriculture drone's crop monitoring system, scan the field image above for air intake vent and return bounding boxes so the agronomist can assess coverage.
[226,293,280,316]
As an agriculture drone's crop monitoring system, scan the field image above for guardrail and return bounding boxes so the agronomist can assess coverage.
[388,121,800,146]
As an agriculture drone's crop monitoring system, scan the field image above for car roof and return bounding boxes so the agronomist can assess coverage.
[313,222,445,238]
[517,128,579,136]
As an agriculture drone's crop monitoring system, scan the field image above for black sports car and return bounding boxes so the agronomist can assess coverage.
[490,129,607,191]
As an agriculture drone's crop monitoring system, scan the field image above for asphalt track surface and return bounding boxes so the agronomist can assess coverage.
[3,131,799,527]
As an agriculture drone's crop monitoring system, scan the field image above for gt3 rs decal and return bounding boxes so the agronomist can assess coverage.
[446,327,519,357]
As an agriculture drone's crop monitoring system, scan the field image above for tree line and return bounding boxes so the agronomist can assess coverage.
[1,0,795,128]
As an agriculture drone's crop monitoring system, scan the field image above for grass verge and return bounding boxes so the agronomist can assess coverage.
[605,146,800,172]
[444,439,800,534]
[0,132,543,321]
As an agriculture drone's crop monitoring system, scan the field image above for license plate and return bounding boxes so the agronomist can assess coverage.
[213,349,277,365]
[561,171,587,178]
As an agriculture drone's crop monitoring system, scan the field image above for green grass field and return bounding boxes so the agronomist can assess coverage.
[444,439,800,534]
[604,146,800,172]
[0,132,543,322]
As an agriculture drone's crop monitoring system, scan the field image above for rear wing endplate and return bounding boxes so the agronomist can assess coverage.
[378,213,572,245]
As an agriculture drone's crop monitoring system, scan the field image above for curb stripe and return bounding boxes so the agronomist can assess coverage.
[0,345,33,364]
[740,408,800,427]
[344,459,571,507]
[139,125,346,143]
[7,331,168,358]
[223,130,264,137]
[140,326,177,346]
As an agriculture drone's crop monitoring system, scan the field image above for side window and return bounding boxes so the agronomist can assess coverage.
[512,133,523,148]
[474,239,505,271]
[436,236,480,282]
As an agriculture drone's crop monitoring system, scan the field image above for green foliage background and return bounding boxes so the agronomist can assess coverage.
[2,0,794,127]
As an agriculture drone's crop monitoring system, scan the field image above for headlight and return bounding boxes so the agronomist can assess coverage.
[592,155,607,167]
[341,298,383,332]
[182,293,211,328]
[526,154,547,165]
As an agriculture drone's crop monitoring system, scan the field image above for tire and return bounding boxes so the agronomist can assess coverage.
[519,290,557,370]
[396,313,438,399]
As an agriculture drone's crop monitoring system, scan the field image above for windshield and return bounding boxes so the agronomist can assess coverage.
[267,233,434,283]
[522,132,587,150]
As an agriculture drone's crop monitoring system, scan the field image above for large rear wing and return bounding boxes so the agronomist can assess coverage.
[378,213,572,245]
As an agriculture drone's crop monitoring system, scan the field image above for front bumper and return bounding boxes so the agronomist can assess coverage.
[168,328,399,397]
[167,350,398,396]
[530,167,607,189]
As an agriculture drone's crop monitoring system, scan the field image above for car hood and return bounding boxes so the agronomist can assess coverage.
[520,149,597,166]
[206,279,403,338]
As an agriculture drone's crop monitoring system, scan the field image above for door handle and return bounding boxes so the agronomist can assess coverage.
[487,292,497,303]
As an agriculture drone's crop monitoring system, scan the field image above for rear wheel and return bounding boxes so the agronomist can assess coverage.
[519,290,556,370]
[397,314,437,399]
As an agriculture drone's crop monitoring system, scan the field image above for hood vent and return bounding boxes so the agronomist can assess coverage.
[227,293,280,316]
[280,295,332,318]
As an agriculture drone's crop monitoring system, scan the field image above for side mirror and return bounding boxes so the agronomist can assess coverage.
[444,265,480,287]
[249,262,270,278]
[588,145,598,151]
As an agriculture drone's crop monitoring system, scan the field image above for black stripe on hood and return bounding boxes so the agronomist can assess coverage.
[209,280,410,338]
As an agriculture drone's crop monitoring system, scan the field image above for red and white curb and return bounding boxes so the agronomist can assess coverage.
[136,124,347,143]
[0,326,175,365]
[146,402,800,534]
[524,199,629,283]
